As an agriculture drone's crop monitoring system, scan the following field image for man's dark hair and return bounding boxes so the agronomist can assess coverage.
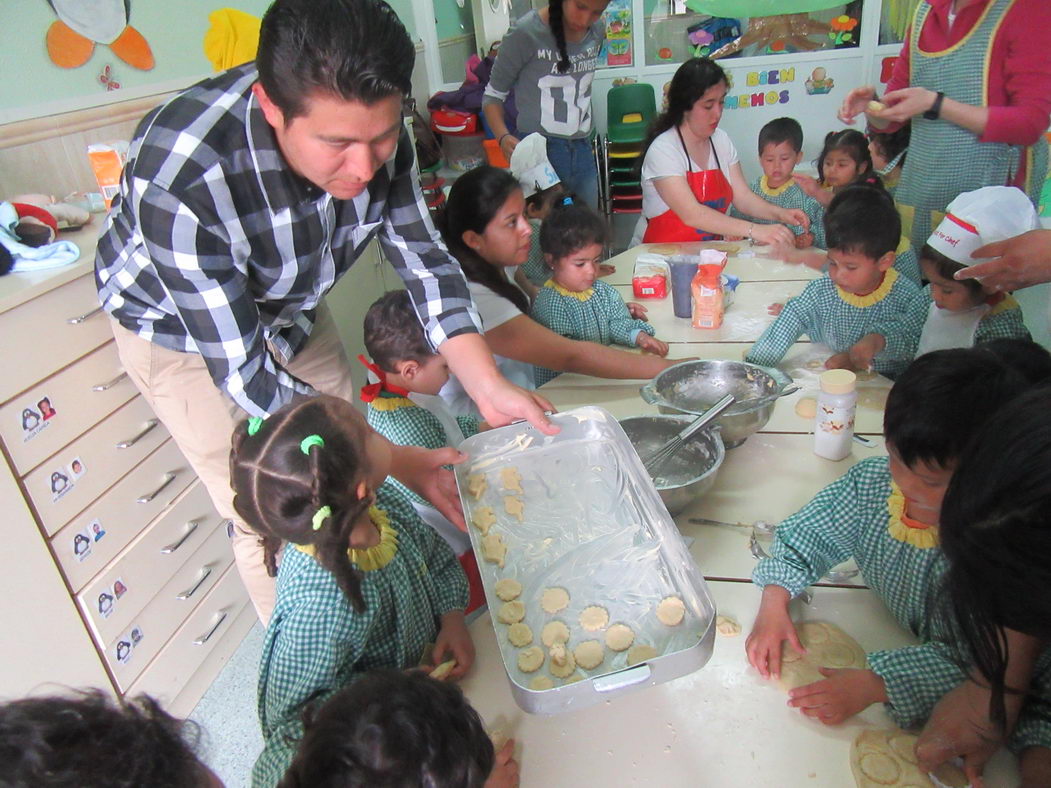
[257,0,414,120]
[758,117,803,154]
[824,184,900,260]
[363,290,434,372]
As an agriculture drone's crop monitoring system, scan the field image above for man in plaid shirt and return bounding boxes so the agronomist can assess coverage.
[95,0,551,622]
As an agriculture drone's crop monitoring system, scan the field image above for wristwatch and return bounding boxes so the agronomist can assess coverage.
[923,91,945,120]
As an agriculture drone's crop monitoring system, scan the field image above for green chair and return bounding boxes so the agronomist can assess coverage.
[606,83,656,145]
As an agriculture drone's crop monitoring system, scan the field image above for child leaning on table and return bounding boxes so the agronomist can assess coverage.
[530,201,669,386]
[278,669,518,788]
[745,347,1045,732]
[744,185,919,376]
[230,396,472,788]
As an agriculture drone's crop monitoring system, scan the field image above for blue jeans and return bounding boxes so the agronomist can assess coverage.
[545,136,598,210]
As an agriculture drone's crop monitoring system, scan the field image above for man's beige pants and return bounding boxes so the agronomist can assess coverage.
[111,305,357,624]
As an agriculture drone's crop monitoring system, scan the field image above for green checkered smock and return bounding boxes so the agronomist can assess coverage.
[733,176,827,248]
[519,219,550,286]
[530,278,655,386]
[745,268,919,376]
[894,244,921,287]
[251,483,469,787]
[752,457,1051,749]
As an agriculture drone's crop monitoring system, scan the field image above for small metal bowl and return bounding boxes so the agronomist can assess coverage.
[639,360,798,448]
[620,415,725,517]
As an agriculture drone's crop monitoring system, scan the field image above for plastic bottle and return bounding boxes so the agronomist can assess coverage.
[814,369,857,461]
[691,264,724,329]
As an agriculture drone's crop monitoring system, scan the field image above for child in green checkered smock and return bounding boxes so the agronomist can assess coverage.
[747,349,1051,745]
[529,201,668,386]
[737,175,827,249]
[228,396,471,788]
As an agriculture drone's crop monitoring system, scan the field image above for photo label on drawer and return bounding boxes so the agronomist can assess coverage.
[18,394,58,443]
[96,576,129,619]
[70,518,107,563]
[113,624,144,665]
[46,455,87,503]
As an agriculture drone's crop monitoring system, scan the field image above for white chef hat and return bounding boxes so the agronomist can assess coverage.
[927,186,1040,266]
[509,133,561,198]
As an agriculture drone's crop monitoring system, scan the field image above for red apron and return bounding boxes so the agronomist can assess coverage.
[643,127,734,243]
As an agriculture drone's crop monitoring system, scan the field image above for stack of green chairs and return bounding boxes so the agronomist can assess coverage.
[604,83,656,216]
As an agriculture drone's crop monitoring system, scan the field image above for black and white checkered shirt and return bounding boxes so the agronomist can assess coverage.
[96,64,479,417]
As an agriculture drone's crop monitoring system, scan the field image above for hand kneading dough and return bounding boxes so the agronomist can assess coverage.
[542,620,570,647]
[494,578,522,602]
[518,646,545,673]
[467,473,488,500]
[580,605,609,631]
[549,646,577,678]
[472,506,496,534]
[574,640,605,670]
[716,615,742,636]
[656,596,686,626]
[482,533,507,568]
[429,659,456,680]
[497,601,525,624]
[795,397,818,419]
[605,623,635,651]
[500,466,524,494]
[508,622,533,647]
[541,587,570,614]
[867,100,886,113]
[529,675,554,691]
[627,644,658,666]
[778,621,867,691]
[851,729,968,788]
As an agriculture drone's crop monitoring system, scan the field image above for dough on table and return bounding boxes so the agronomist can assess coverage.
[805,359,824,370]
[778,621,867,692]
[429,659,456,680]
[850,728,968,788]
[472,506,496,535]
[508,622,533,647]
[500,466,524,494]
[656,596,686,626]
[574,640,606,670]
[494,578,522,602]
[648,244,678,254]
[529,675,554,691]
[517,646,545,673]
[715,615,741,636]
[541,587,570,614]
[497,601,526,624]
[795,397,818,419]
[580,605,609,631]
[467,473,488,500]
[503,495,525,522]
[482,533,507,568]
[605,623,635,651]
[542,620,571,647]
[855,369,877,381]
[549,646,577,678]
[627,644,658,666]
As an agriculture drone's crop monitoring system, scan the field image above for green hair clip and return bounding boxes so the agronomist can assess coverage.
[300,434,325,455]
[312,505,332,531]
[247,416,265,436]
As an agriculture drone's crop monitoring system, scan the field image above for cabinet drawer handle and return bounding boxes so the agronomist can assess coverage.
[193,611,228,646]
[176,566,213,600]
[137,471,178,504]
[115,419,159,449]
[66,305,104,324]
[160,520,199,554]
[92,371,128,392]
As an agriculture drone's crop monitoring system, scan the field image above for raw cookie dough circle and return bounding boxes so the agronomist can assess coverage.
[656,596,686,626]
[541,587,570,614]
[887,734,918,765]
[799,621,830,644]
[497,601,525,624]
[549,647,577,678]
[858,752,901,785]
[627,644,658,666]
[507,623,533,647]
[541,620,571,647]
[580,605,609,631]
[781,646,803,663]
[562,672,585,685]
[715,615,741,636]
[794,397,818,419]
[779,621,866,692]
[574,640,605,670]
[822,642,858,668]
[529,675,553,691]
[517,646,544,673]
[494,578,522,602]
[605,623,635,651]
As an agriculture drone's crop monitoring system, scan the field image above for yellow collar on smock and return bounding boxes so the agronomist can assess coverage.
[759,175,796,197]
[295,506,400,571]
[886,482,939,550]
[545,280,594,301]
[836,268,898,308]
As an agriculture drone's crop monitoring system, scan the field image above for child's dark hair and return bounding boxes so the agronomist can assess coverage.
[230,396,373,611]
[363,290,433,373]
[936,386,1051,724]
[817,129,872,185]
[868,124,910,169]
[643,57,728,156]
[919,243,984,300]
[278,669,495,788]
[758,117,803,154]
[440,165,530,313]
[883,347,1030,471]
[824,184,899,260]
[539,201,607,265]
[547,0,572,74]
[976,339,1051,385]
[0,690,207,788]
[525,182,567,215]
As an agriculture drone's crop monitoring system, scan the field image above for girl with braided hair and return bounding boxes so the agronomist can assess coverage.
[230,395,472,788]
[483,0,610,208]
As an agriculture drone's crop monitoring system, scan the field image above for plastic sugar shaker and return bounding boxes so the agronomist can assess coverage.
[814,369,856,461]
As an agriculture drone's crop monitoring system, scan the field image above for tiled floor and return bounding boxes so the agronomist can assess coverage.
[190,623,264,788]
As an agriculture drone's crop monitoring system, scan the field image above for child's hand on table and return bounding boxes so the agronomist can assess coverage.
[848,334,885,372]
[794,232,814,250]
[636,334,670,357]
[432,610,475,679]
[824,351,852,370]
[746,585,805,680]
[626,301,649,320]
[777,207,809,233]
[485,739,521,788]
[787,668,888,725]
[767,302,784,316]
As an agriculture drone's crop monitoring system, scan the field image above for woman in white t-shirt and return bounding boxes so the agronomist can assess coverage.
[640,57,806,245]
[438,166,681,417]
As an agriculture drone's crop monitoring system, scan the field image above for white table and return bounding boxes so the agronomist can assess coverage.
[604,242,822,286]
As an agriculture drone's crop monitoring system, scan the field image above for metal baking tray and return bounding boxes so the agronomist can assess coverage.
[455,406,716,715]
